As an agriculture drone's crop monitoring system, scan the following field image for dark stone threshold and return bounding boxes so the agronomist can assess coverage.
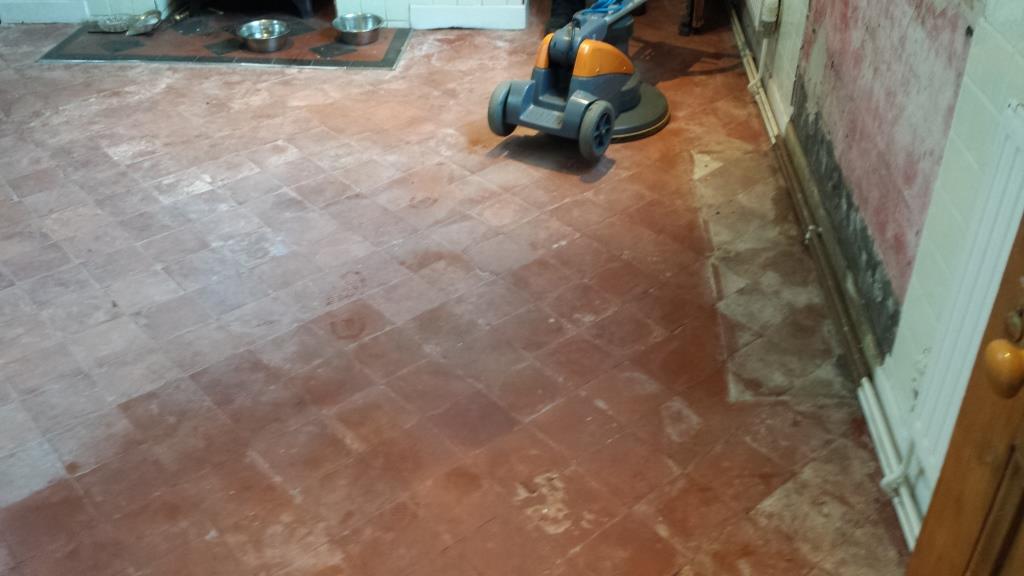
[40,27,411,70]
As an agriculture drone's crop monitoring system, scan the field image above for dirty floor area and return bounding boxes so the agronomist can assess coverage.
[0,2,907,575]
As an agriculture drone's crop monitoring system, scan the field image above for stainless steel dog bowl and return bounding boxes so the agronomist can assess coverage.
[237,19,290,52]
[96,14,133,33]
[332,13,383,46]
[126,10,161,36]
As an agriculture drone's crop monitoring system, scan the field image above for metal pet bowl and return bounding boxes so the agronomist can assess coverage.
[332,13,383,46]
[96,14,134,33]
[126,10,162,36]
[237,18,290,53]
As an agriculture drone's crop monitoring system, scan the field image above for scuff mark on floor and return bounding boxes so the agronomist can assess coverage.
[514,472,573,535]
[660,398,703,442]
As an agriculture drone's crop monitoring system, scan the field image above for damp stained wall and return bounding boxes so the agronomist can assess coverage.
[791,0,973,351]
[880,0,1024,511]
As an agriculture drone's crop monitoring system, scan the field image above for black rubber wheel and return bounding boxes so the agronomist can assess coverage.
[488,81,516,137]
[578,100,615,162]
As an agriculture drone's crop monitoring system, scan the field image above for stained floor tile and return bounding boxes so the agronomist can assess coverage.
[0,2,905,574]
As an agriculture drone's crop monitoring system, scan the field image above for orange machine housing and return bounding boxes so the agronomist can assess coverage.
[535,36,634,78]
[572,40,634,77]
[535,33,554,69]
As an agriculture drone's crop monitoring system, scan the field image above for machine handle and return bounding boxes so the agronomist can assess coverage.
[605,0,647,25]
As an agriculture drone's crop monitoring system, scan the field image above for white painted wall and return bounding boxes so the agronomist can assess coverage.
[744,0,808,132]
[875,0,1024,521]
[0,0,89,22]
[87,0,167,17]
[0,0,169,23]
[0,0,522,28]
[336,0,525,29]
[763,0,806,130]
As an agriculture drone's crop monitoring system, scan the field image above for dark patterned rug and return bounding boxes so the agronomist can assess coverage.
[41,12,410,69]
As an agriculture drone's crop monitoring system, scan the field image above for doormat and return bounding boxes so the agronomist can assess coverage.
[41,13,410,69]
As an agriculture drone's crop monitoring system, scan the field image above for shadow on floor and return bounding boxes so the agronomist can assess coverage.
[488,132,618,183]
[632,38,743,82]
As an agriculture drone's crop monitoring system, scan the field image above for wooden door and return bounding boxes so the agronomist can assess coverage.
[909,221,1024,575]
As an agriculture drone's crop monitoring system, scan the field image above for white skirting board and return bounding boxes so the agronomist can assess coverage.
[858,373,923,549]
[410,3,526,29]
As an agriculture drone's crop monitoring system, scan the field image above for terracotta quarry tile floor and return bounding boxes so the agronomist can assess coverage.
[0,3,907,576]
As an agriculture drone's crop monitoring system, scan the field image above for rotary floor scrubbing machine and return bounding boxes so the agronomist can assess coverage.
[487,0,669,161]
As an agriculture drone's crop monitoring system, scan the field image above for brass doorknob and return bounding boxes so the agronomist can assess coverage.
[984,339,1024,398]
